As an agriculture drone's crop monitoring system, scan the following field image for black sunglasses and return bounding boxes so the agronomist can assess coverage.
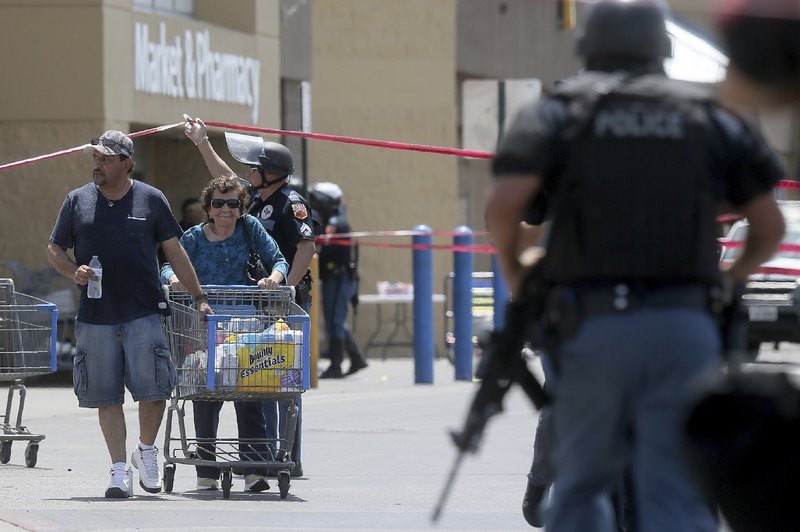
[210,199,242,209]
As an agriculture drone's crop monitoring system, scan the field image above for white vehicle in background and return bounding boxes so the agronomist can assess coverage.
[720,201,800,360]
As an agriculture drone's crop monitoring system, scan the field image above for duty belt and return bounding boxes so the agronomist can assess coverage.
[575,283,711,317]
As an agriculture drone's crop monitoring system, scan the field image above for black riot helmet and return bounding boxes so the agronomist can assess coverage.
[309,182,343,218]
[576,0,673,62]
[260,142,294,177]
[225,132,294,189]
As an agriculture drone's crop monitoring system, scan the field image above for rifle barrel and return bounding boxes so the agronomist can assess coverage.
[431,450,465,523]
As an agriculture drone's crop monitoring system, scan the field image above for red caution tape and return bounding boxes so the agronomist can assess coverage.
[317,230,489,239]
[319,237,496,254]
[0,122,184,172]
[716,214,743,224]
[719,239,800,275]
[202,121,493,160]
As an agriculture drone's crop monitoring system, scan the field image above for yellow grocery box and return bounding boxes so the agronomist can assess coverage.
[232,326,303,392]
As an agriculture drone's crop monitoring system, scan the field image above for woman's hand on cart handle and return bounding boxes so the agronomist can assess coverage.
[258,277,280,290]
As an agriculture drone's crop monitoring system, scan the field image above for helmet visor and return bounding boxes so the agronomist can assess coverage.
[224,132,265,167]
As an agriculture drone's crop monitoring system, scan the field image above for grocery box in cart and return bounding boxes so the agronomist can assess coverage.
[232,320,303,393]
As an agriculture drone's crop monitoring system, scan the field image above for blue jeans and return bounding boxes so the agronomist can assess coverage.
[321,273,357,340]
[193,400,272,478]
[264,395,302,462]
[546,307,720,532]
[73,314,175,407]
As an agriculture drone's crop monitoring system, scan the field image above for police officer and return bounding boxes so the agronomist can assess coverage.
[309,182,368,379]
[485,1,786,531]
[184,116,313,477]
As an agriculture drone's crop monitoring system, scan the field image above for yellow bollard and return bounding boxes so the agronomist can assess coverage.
[309,253,320,389]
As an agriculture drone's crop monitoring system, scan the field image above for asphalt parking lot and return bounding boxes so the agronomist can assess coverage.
[1,358,540,531]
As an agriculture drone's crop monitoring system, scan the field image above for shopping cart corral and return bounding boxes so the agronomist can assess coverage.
[0,278,58,468]
[163,285,309,499]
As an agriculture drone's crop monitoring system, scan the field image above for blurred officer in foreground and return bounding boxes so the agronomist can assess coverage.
[485,1,786,530]
[184,116,314,477]
[310,182,368,378]
[718,0,800,107]
[680,3,800,531]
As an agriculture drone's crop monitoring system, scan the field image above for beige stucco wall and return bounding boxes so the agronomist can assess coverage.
[310,0,458,355]
[0,0,280,289]
[0,1,105,283]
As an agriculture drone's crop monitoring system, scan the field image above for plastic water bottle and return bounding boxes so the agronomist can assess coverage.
[87,256,102,299]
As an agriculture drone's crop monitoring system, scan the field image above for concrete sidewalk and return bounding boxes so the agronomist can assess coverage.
[1,358,541,531]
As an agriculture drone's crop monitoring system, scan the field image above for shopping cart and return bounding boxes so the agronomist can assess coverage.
[162,285,309,499]
[0,278,58,468]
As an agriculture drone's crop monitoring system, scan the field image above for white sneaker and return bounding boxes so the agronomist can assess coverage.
[131,445,162,493]
[105,467,133,498]
[196,477,219,490]
[244,474,269,492]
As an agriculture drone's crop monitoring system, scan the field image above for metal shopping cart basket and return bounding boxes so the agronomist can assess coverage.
[162,285,309,499]
[0,278,58,468]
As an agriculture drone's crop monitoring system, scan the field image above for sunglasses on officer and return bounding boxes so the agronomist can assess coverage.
[210,199,242,209]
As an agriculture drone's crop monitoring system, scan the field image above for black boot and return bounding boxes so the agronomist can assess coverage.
[344,331,368,375]
[522,480,548,528]
[320,338,344,379]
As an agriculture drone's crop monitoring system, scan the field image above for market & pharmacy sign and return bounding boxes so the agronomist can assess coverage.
[134,21,261,124]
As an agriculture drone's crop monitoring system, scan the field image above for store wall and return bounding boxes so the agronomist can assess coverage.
[310,0,458,356]
[0,1,106,282]
[0,0,281,288]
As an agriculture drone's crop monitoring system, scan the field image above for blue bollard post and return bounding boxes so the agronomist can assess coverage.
[492,254,509,330]
[412,225,434,384]
[453,227,474,381]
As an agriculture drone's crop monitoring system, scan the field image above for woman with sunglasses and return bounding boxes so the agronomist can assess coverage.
[161,175,288,492]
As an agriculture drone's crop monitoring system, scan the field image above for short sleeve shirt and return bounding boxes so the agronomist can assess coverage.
[161,215,289,285]
[50,181,183,324]
[493,81,784,216]
[247,184,316,266]
[319,206,354,270]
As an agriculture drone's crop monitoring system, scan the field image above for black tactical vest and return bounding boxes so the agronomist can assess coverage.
[543,73,720,286]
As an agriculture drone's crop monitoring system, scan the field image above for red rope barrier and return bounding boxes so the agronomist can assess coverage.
[319,237,496,254]
[0,122,184,172]
[316,230,489,239]
[202,120,493,160]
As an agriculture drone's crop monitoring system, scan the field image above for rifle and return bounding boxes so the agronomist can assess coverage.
[432,263,551,523]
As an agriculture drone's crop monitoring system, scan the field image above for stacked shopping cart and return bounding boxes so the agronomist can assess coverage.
[0,278,58,468]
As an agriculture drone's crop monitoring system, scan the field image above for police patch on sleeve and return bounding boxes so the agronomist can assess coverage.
[292,203,309,220]
[300,222,313,238]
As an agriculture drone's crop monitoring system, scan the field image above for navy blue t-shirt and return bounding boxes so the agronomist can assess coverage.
[50,181,183,324]
[493,80,784,216]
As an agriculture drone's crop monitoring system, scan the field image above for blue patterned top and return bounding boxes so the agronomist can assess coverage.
[160,214,288,285]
